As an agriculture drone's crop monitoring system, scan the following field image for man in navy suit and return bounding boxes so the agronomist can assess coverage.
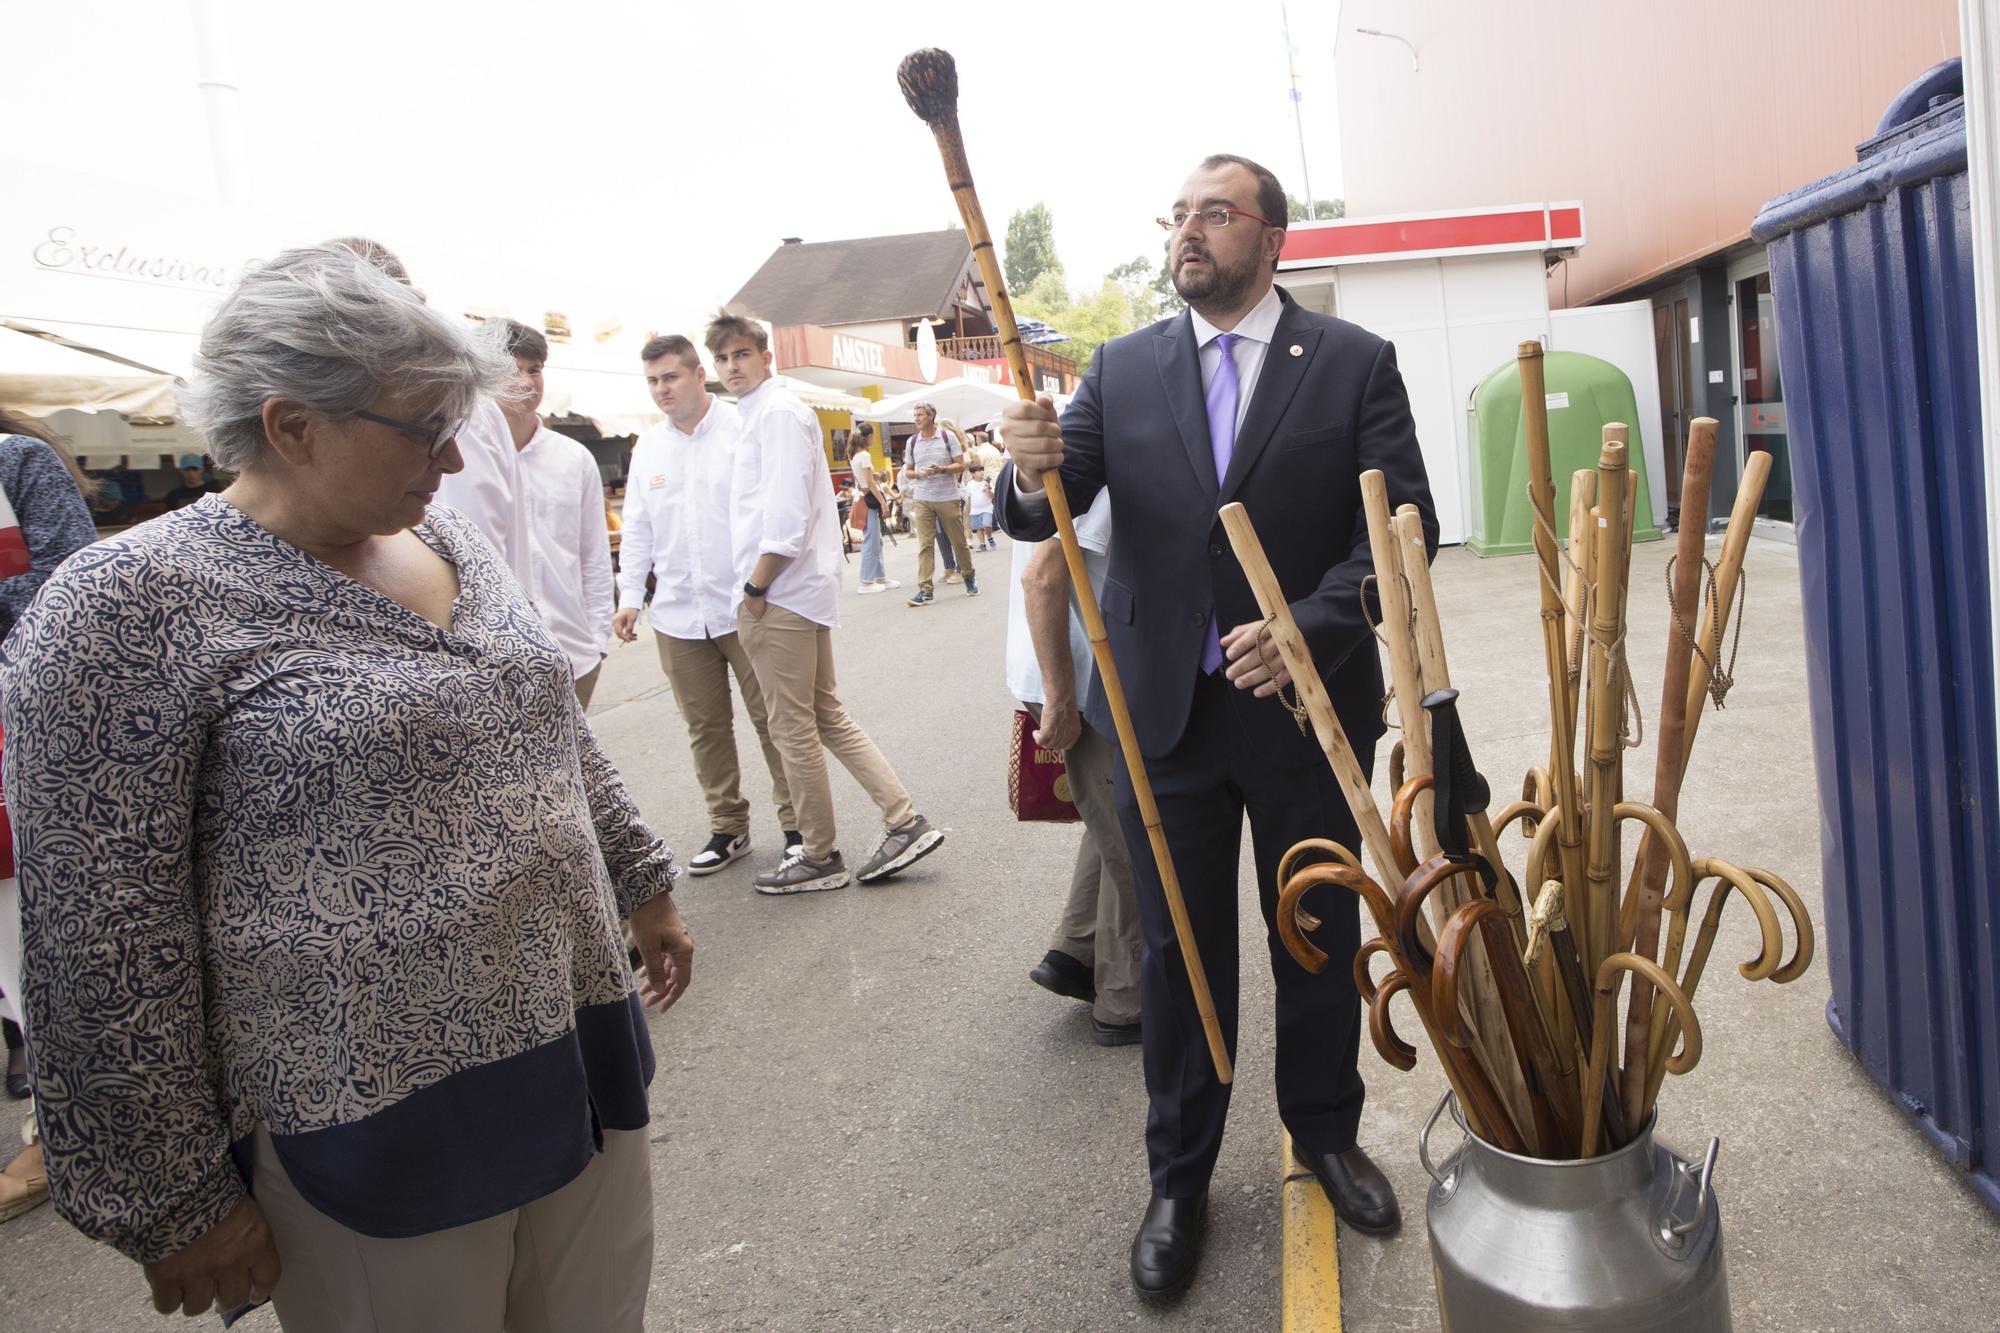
[998,154,1436,1298]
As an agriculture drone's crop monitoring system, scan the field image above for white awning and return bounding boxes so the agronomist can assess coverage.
[0,322,179,417]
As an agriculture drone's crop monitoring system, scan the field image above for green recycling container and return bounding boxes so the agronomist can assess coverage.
[1467,350,1661,557]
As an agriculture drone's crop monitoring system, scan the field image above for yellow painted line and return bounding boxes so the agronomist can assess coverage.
[1280,1129,1342,1332]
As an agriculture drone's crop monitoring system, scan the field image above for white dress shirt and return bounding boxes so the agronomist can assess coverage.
[1013,282,1286,505]
[1188,281,1284,437]
[617,396,743,640]
[435,397,532,584]
[1004,490,1112,706]
[517,424,614,680]
[731,378,843,629]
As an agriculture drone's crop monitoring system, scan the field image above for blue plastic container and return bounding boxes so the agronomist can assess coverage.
[1751,58,2000,1211]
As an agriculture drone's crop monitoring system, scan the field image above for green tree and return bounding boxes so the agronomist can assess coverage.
[1017,273,1140,376]
[1285,194,1346,222]
[1106,256,1162,326]
[1003,204,1064,293]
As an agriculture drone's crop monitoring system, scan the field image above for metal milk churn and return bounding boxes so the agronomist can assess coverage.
[1420,1092,1732,1331]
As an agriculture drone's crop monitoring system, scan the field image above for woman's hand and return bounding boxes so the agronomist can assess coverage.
[630,892,693,1013]
[143,1196,281,1317]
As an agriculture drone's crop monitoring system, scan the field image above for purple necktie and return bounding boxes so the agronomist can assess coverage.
[1200,333,1240,674]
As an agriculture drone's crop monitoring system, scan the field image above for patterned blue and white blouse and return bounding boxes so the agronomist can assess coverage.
[0,494,678,1262]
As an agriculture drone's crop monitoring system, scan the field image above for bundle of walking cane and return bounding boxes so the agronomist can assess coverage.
[1224,342,1813,1160]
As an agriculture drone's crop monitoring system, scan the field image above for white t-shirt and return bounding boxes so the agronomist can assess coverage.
[1003,490,1112,706]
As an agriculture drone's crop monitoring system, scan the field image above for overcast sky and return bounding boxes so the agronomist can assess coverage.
[8,0,1348,332]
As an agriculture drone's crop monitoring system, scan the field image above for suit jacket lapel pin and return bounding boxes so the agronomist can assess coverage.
[1288,344,1303,357]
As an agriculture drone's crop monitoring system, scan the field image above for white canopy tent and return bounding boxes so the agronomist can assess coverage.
[856,377,1020,428]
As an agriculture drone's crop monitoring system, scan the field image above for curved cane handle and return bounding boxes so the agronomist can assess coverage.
[1389,773,1433,879]
[1354,936,1393,1005]
[1614,801,1697,914]
[1581,952,1703,1156]
[1431,896,1506,1050]
[1394,854,1469,973]
[1277,857,1394,973]
[1368,967,1420,1071]
[1742,866,1815,984]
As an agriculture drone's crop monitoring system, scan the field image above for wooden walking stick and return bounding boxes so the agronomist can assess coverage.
[1581,435,1633,975]
[897,48,1231,1082]
[1362,477,1435,870]
[1679,450,1773,764]
[1517,344,1594,967]
[1216,504,1403,892]
[1617,418,1718,1125]
[1389,503,1538,1131]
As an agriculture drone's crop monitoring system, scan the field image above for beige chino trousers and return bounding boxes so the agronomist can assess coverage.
[912,498,976,593]
[737,603,914,861]
[254,1124,653,1333]
[656,630,797,838]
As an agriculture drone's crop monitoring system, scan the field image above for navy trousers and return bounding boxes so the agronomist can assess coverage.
[1113,669,1368,1198]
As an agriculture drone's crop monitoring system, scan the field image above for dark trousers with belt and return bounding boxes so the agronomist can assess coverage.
[1113,669,1368,1198]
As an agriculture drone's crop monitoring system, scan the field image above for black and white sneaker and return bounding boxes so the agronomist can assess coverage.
[783,829,804,856]
[686,831,751,876]
[754,850,850,895]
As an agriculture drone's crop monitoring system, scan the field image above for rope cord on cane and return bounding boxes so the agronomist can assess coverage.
[1665,555,1748,709]
[1526,488,1592,684]
[1532,483,1644,747]
[1256,613,1312,736]
[1361,572,1417,727]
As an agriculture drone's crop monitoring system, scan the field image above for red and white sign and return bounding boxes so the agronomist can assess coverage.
[1279,203,1585,269]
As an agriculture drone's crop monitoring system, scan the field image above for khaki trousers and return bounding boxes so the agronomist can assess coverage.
[254,1125,653,1333]
[912,498,975,593]
[571,664,602,711]
[1029,709,1143,1025]
[657,630,796,838]
[737,603,914,860]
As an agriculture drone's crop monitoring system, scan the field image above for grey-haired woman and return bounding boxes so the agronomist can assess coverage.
[0,243,686,1330]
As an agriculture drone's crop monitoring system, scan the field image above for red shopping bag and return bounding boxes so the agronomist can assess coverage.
[1008,709,1080,822]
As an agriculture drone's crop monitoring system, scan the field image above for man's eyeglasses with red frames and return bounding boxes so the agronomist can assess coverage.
[1156,207,1280,232]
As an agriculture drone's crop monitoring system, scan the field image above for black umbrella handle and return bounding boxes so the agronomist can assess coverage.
[1423,688,1494,886]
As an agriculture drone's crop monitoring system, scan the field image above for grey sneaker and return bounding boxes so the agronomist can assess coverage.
[754,850,849,895]
[856,814,945,883]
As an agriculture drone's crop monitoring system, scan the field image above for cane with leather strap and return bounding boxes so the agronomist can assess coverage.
[897,48,1231,1081]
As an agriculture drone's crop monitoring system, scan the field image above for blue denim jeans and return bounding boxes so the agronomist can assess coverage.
[859,506,886,583]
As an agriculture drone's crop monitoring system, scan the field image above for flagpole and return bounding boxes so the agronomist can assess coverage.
[1282,2,1315,221]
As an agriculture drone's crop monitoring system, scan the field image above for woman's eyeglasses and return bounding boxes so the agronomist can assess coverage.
[353,409,466,460]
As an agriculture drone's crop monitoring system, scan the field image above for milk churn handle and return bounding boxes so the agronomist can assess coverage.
[1672,1128,1720,1232]
[1418,1090,1465,1186]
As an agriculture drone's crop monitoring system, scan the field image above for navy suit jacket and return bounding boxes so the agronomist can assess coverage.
[999,286,1437,764]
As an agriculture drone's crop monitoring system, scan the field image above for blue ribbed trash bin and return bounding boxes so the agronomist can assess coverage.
[1751,57,2000,1212]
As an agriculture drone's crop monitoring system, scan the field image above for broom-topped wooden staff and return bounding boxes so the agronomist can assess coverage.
[896,48,1230,1083]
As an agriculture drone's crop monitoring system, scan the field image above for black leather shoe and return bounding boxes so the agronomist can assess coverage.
[1089,1016,1142,1046]
[1129,1191,1206,1298]
[1292,1142,1401,1235]
[1028,950,1095,1004]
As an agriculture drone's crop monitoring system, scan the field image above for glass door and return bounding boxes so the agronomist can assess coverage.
[1728,261,1793,527]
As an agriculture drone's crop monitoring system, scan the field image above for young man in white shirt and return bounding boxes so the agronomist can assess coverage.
[706,312,944,894]
[497,321,615,706]
[902,404,977,606]
[330,237,533,585]
[613,335,799,876]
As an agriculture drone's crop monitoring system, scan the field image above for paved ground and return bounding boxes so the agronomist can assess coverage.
[2,528,1997,1331]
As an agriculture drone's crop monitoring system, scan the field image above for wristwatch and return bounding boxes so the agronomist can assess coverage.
[743,580,767,599]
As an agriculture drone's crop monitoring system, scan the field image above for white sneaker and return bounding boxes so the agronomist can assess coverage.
[881,578,901,589]
[858,581,888,594]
